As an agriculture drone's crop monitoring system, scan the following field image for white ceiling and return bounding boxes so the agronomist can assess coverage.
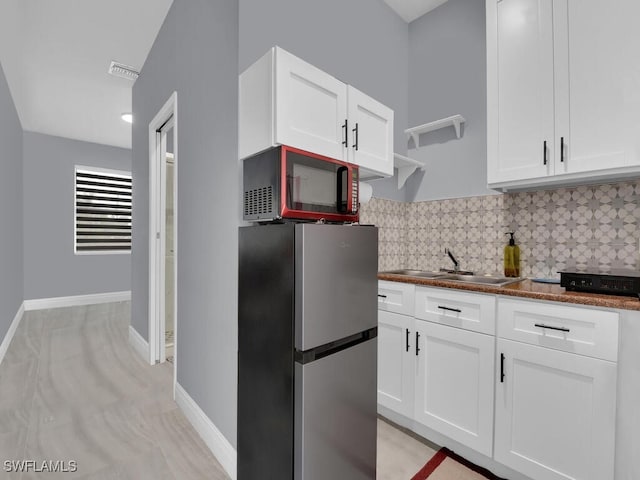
[0,0,173,149]
[383,0,450,22]
[0,0,443,150]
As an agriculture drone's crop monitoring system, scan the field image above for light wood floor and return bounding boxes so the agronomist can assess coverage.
[0,302,435,479]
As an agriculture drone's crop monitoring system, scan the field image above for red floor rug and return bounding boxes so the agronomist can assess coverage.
[411,447,507,480]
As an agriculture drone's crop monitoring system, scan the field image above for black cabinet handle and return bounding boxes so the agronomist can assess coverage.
[336,166,348,213]
[500,353,505,383]
[543,140,547,165]
[342,120,348,147]
[377,294,387,298]
[415,331,420,356]
[534,323,570,333]
[438,305,462,313]
[352,123,359,151]
[560,136,565,163]
[405,328,410,352]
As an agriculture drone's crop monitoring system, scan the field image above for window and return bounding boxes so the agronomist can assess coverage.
[75,166,132,253]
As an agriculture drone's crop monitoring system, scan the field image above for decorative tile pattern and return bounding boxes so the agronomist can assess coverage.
[361,179,640,278]
[359,197,409,271]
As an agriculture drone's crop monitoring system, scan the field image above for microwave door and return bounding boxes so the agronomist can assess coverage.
[289,161,337,214]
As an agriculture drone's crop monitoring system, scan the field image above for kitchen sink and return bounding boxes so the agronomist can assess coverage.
[380,269,450,278]
[380,269,524,287]
[440,274,524,287]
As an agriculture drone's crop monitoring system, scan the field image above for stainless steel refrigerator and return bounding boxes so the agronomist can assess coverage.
[238,223,378,480]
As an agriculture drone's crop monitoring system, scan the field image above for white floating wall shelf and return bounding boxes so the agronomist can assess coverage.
[393,153,425,189]
[405,114,466,147]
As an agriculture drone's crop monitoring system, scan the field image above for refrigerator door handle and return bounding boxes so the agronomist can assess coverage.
[295,327,377,365]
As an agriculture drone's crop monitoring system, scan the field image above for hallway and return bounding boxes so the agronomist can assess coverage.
[0,302,228,479]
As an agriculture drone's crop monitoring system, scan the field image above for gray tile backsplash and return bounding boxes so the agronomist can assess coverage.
[359,197,408,272]
[360,180,640,278]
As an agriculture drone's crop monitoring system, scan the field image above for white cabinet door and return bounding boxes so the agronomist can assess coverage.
[377,311,415,418]
[274,48,348,161]
[487,0,555,184]
[414,321,495,457]
[553,0,640,175]
[495,339,617,480]
[347,86,394,177]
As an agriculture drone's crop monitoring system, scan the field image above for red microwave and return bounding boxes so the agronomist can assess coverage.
[243,145,359,223]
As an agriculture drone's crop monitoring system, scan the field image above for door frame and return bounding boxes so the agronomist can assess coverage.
[148,92,178,392]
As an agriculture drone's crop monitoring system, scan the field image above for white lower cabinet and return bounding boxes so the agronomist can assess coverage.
[414,321,495,456]
[378,282,620,480]
[378,283,496,456]
[377,310,415,418]
[494,338,617,480]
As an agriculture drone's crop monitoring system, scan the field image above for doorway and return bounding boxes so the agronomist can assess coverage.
[165,146,175,363]
[148,93,178,389]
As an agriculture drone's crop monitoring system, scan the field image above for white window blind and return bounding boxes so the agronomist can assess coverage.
[75,167,132,253]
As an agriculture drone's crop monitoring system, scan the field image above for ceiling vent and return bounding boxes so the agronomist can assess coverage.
[108,61,140,81]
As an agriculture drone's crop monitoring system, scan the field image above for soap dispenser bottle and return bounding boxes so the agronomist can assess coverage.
[504,232,520,277]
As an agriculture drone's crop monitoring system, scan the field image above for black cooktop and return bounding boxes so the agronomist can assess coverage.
[559,268,640,297]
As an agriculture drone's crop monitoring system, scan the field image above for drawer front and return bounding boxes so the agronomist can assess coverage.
[497,297,619,361]
[378,281,415,316]
[414,286,496,335]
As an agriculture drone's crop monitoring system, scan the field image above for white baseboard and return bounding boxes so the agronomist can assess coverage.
[0,302,25,366]
[175,382,237,480]
[128,325,150,364]
[23,291,131,311]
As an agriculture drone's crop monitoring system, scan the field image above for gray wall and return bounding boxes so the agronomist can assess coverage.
[0,62,23,337]
[239,0,409,202]
[131,0,178,345]
[131,0,239,447]
[405,0,497,201]
[22,132,132,300]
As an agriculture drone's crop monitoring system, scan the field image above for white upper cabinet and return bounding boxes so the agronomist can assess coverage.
[274,49,348,161]
[488,0,555,184]
[347,86,394,178]
[553,0,640,175]
[239,47,394,177]
[487,0,640,190]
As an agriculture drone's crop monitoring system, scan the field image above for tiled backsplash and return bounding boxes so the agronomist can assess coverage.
[359,180,640,278]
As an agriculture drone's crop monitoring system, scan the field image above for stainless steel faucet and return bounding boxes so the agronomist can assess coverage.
[439,249,474,275]
[445,248,460,271]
